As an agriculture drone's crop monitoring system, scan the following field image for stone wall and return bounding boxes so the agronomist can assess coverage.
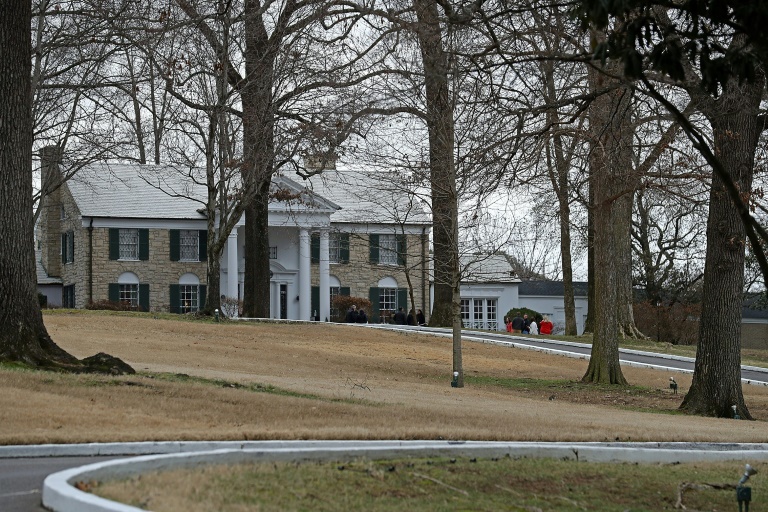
[311,232,430,320]
[86,228,208,312]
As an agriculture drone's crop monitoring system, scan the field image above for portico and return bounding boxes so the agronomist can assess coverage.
[220,176,339,321]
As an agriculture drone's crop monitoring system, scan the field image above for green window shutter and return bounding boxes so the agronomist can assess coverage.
[109,229,120,260]
[340,286,350,297]
[339,234,350,263]
[108,283,119,302]
[396,234,407,266]
[311,286,320,319]
[199,285,207,310]
[311,234,320,263]
[70,232,74,263]
[397,288,408,311]
[169,230,180,261]
[369,287,380,323]
[199,230,207,261]
[169,285,180,314]
[139,229,150,261]
[369,234,379,264]
[61,233,67,263]
[139,283,150,311]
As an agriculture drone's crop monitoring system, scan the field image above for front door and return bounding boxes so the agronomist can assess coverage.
[280,284,287,319]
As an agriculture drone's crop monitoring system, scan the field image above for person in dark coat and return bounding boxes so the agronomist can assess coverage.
[407,309,417,325]
[393,307,407,325]
[510,313,524,333]
[357,309,368,323]
[345,305,359,323]
[416,309,426,326]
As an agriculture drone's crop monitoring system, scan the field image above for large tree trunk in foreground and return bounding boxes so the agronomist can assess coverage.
[681,66,763,418]
[240,1,275,319]
[582,41,630,385]
[0,1,79,368]
[413,0,462,385]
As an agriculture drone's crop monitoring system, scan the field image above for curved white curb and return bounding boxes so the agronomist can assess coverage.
[43,441,768,512]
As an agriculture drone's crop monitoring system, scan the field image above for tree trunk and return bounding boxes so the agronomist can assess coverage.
[240,1,275,318]
[0,0,78,368]
[582,38,630,385]
[681,68,763,418]
[615,191,645,339]
[414,0,458,332]
[540,56,579,336]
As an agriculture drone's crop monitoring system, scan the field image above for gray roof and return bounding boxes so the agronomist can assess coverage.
[462,254,520,284]
[66,163,339,220]
[36,250,61,285]
[743,294,768,320]
[302,167,431,226]
[67,163,208,220]
[518,280,589,297]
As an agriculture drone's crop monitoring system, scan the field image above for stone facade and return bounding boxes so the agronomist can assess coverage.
[43,186,207,312]
[311,231,430,321]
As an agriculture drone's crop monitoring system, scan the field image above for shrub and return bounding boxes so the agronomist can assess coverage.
[86,299,142,312]
[505,307,543,324]
[332,295,372,322]
[632,301,700,345]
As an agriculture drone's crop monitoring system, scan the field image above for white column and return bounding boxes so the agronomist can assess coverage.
[298,229,311,320]
[319,229,330,322]
[227,231,238,300]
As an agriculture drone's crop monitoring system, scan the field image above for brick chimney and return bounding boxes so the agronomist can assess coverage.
[40,145,63,277]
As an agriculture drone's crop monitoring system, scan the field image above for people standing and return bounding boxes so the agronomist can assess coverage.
[416,309,426,326]
[393,307,407,325]
[345,305,359,323]
[505,316,512,333]
[539,316,553,335]
[529,318,538,335]
[357,309,368,323]
[522,314,531,334]
[510,313,524,333]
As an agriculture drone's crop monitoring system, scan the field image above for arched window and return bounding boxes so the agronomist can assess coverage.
[117,272,139,308]
[108,272,147,310]
[171,273,206,314]
[377,276,399,319]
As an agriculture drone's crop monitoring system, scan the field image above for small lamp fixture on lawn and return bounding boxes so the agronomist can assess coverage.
[214,309,220,322]
[736,463,757,512]
[733,404,741,420]
[669,377,678,394]
[451,371,459,388]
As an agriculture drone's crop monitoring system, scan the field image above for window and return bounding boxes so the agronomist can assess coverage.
[460,299,471,326]
[170,274,206,314]
[179,230,199,261]
[60,205,66,220]
[312,233,349,264]
[370,234,405,266]
[110,272,148,311]
[119,229,139,260]
[180,285,198,313]
[269,246,277,259]
[61,231,74,264]
[459,298,499,330]
[63,285,75,308]
[379,287,396,312]
[486,299,497,326]
[170,229,206,262]
[474,300,484,328]
[119,283,139,307]
[378,235,398,265]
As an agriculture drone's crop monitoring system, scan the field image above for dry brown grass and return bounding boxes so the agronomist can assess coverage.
[1,311,767,445]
